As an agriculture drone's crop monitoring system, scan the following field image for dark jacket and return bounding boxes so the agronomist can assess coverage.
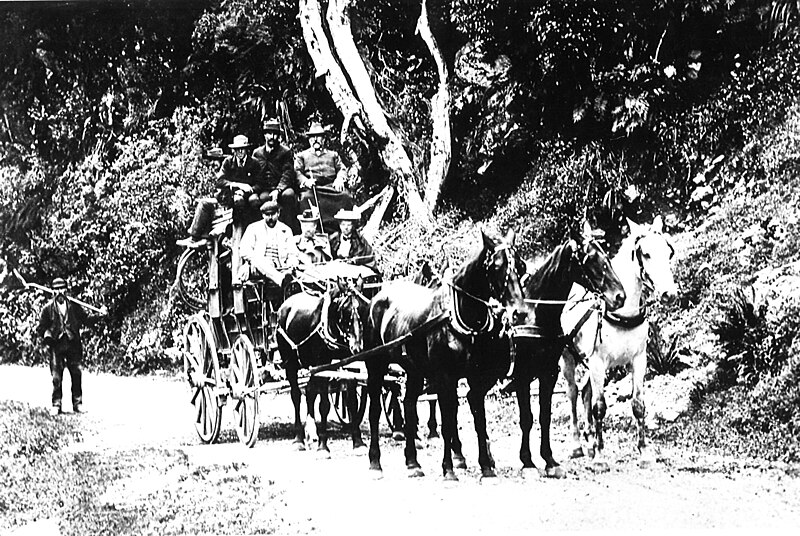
[329,231,376,269]
[37,298,89,347]
[252,144,296,194]
[216,155,262,193]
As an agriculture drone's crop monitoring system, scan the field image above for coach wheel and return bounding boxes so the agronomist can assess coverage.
[231,335,260,447]
[184,314,222,444]
[329,380,368,427]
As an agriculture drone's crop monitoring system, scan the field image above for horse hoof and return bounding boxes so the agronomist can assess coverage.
[443,470,458,482]
[392,431,405,441]
[545,466,566,479]
[591,461,610,473]
[316,448,332,460]
[481,467,497,479]
[369,468,384,480]
[352,443,367,452]
[453,455,467,470]
[407,466,425,478]
[293,441,306,452]
[639,455,656,469]
[520,466,539,479]
[415,439,424,450]
[586,447,596,459]
[569,447,585,459]
[428,431,440,439]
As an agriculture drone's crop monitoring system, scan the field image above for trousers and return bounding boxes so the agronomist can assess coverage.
[50,341,83,408]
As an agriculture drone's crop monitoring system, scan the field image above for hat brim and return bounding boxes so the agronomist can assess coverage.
[229,143,250,149]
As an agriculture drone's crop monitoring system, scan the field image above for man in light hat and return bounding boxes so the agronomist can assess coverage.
[178,134,263,248]
[329,208,376,271]
[239,200,305,288]
[295,207,331,264]
[36,277,106,416]
[252,118,300,233]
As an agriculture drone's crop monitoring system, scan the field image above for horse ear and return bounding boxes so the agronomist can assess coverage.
[481,230,495,250]
[581,220,593,242]
[355,274,364,292]
[627,217,642,237]
[652,215,664,233]
[504,228,517,247]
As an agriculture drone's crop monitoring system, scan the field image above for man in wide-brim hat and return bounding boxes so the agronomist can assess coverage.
[329,208,376,270]
[178,133,263,248]
[36,277,106,416]
[295,207,331,263]
[294,121,348,195]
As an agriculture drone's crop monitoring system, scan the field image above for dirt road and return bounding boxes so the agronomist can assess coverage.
[3,363,800,535]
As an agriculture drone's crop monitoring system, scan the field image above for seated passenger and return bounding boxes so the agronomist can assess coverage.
[239,200,303,288]
[295,208,331,264]
[329,209,376,271]
[177,134,262,248]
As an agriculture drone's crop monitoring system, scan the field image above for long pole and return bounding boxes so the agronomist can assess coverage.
[13,269,107,315]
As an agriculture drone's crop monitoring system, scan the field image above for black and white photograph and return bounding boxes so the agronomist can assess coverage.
[1,0,800,534]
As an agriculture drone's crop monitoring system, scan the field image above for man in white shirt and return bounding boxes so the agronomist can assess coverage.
[239,200,303,287]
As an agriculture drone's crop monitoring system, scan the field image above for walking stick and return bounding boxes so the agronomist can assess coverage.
[13,269,108,315]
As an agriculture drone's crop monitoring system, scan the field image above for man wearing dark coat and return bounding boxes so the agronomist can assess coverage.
[329,209,377,272]
[252,118,299,233]
[36,277,106,416]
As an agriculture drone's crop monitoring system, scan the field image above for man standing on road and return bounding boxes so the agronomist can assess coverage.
[36,277,107,416]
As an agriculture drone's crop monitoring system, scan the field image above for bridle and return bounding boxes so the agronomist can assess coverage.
[447,242,522,336]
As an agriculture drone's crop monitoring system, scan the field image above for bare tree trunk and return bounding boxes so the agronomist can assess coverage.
[416,0,451,213]
[326,0,432,225]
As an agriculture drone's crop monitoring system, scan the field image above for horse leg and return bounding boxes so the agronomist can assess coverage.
[515,375,536,471]
[346,380,366,449]
[389,382,406,441]
[448,400,467,470]
[467,376,497,478]
[588,356,609,473]
[288,366,306,450]
[561,350,585,459]
[632,350,654,468]
[304,381,319,452]
[366,361,388,475]
[437,381,459,481]
[317,378,331,456]
[539,368,565,478]
[427,399,439,439]
[403,372,425,477]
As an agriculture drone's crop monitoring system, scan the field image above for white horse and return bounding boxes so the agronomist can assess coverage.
[561,215,678,471]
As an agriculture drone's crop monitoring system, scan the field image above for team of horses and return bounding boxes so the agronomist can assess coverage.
[276,216,678,480]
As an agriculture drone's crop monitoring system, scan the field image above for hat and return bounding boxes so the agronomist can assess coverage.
[260,200,280,214]
[305,122,329,137]
[52,277,68,290]
[334,208,361,222]
[228,134,251,149]
[263,118,282,133]
[298,208,320,223]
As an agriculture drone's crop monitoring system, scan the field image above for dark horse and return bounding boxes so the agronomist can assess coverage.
[277,276,369,453]
[510,222,625,477]
[366,230,528,480]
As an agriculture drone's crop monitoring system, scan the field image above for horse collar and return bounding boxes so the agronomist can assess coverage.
[448,283,494,337]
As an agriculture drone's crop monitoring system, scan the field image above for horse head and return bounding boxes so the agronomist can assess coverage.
[480,229,529,324]
[627,216,679,304]
[332,275,368,355]
[568,221,626,310]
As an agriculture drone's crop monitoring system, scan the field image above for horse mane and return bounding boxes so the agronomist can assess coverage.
[524,242,572,298]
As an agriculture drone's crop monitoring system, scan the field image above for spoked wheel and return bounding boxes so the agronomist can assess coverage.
[329,380,368,427]
[183,314,222,444]
[381,384,404,432]
[231,335,260,447]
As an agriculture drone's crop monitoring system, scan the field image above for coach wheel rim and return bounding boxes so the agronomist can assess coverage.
[184,314,222,444]
[231,335,260,447]
[330,381,368,427]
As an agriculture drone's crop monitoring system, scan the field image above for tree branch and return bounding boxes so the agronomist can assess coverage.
[326,0,432,225]
[416,0,451,213]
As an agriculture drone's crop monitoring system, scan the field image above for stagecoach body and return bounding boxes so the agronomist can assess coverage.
[177,210,380,447]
